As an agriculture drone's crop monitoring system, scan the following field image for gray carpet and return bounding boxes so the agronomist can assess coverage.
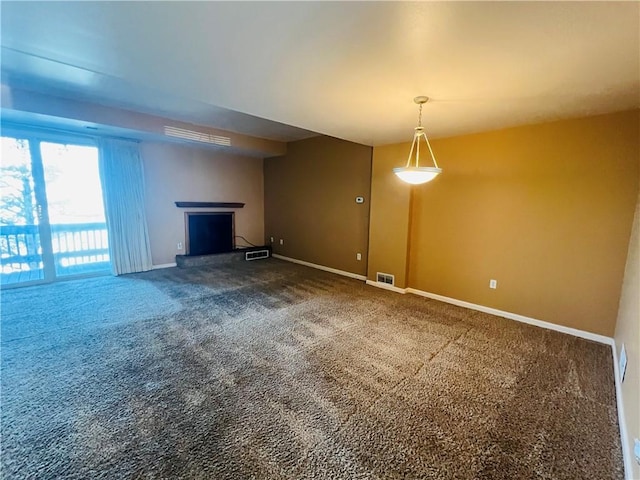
[1,259,623,479]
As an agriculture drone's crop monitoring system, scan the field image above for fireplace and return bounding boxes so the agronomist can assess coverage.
[185,212,234,256]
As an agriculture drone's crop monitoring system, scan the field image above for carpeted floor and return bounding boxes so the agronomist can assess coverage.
[1,258,623,479]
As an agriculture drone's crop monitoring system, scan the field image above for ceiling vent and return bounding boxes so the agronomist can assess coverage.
[164,126,231,146]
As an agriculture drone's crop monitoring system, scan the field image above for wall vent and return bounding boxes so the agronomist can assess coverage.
[164,126,231,146]
[376,272,395,285]
[245,249,270,261]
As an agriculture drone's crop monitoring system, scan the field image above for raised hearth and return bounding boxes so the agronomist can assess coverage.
[176,246,271,268]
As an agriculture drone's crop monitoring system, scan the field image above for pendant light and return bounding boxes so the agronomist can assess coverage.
[393,96,442,185]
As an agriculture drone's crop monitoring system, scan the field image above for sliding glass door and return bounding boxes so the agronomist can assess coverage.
[0,131,110,287]
[40,141,110,278]
[0,137,45,284]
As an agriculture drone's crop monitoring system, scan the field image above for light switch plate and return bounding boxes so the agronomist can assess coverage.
[619,344,627,383]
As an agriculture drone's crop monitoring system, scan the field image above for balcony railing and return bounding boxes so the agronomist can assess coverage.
[0,222,110,285]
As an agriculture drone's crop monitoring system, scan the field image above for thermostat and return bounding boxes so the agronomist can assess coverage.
[355,196,365,204]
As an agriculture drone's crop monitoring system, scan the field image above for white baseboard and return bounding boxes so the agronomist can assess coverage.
[152,263,177,270]
[406,288,613,345]
[365,279,407,294]
[272,254,367,281]
[612,342,633,479]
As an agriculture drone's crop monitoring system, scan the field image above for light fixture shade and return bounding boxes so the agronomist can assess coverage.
[393,166,442,185]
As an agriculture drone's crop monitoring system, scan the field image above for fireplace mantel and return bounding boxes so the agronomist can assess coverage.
[175,202,245,208]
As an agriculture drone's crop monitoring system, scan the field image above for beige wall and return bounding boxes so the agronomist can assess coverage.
[369,110,639,336]
[615,191,640,480]
[264,136,372,276]
[367,143,412,287]
[141,142,264,266]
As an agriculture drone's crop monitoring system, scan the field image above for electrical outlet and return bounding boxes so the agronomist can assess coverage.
[489,279,497,289]
[356,253,362,261]
[177,242,183,250]
[270,236,274,243]
[279,239,284,245]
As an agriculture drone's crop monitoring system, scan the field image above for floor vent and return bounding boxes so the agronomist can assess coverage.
[245,249,270,261]
[164,126,231,146]
[376,272,395,285]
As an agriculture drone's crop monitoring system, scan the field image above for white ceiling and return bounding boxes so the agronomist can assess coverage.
[1,1,638,146]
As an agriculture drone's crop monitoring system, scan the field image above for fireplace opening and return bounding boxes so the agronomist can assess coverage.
[185,212,234,256]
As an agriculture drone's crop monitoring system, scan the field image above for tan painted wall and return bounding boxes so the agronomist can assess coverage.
[141,142,264,266]
[367,143,412,287]
[410,110,639,336]
[369,110,639,336]
[615,191,640,480]
[264,136,371,276]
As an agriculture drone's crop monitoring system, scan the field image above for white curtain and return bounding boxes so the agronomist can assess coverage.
[98,139,153,275]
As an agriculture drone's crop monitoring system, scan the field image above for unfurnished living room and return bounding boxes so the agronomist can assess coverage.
[1,2,638,479]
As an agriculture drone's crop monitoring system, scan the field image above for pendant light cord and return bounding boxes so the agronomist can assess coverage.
[405,134,417,168]
[424,134,439,169]
[418,99,439,168]
[404,101,427,168]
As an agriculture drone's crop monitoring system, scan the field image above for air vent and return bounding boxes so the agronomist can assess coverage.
[164,126,231,146]
[245,249,270,261]
[376,272,395,285]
